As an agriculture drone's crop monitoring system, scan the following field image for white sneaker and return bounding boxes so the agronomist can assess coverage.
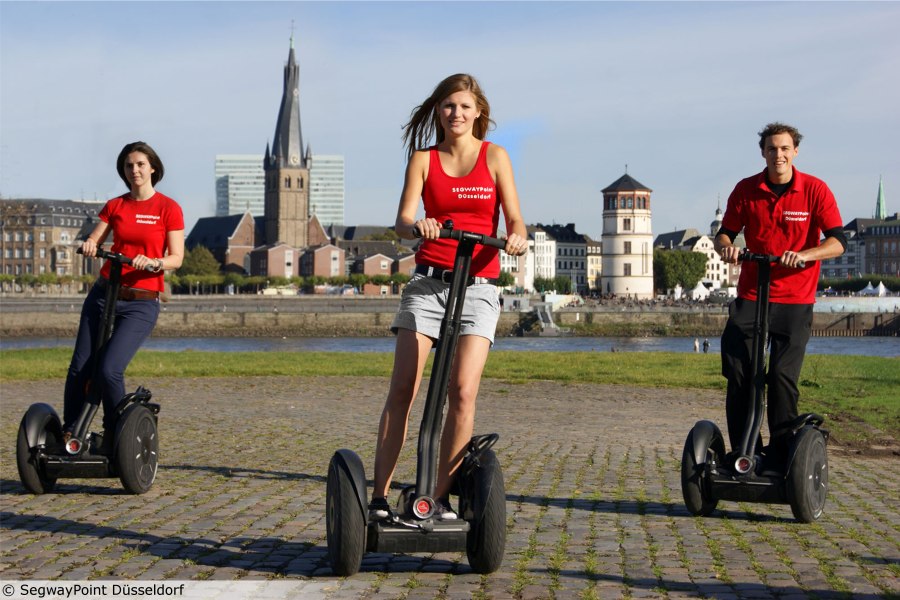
[435,499,457,521]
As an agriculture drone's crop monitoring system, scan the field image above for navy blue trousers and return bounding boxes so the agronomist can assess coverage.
[64,282,159,432]
[720,298,813,457]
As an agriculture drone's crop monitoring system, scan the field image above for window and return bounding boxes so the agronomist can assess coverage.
[39,232,46,242]
[626,197,633,209]
[14,232,22,241]
[624,242,632,254]
[623,218,632,231]
[624,263,632,276]
[284,177,291,188]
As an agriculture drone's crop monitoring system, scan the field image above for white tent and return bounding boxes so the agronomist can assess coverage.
[689,282,710,300]
[859,282,878,296]
[876,281,887,297]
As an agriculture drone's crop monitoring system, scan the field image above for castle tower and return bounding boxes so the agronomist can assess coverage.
[263,36,310,248]
[599,173,654,299]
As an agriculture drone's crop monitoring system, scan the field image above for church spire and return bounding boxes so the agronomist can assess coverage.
[267,37,305,170]
[875,175,886,220]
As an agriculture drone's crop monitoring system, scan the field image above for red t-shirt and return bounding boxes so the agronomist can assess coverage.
[417,142,501,278]
[99,192,184,292]
[722,168,843,304]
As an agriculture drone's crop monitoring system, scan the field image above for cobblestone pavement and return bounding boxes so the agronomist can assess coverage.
[1,377,897,599]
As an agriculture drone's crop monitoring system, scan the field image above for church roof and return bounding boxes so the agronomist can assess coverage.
[602,173,652,193]
[187,213,256,250]
[267,41,306,170]
[654,228,701,249]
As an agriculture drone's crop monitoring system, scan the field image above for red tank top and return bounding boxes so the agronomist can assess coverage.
[417,141,501,277]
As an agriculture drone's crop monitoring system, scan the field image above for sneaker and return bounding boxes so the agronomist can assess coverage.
[435,498,458,521]
[368,497,391,521]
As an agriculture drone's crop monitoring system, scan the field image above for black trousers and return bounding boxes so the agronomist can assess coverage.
[720,298,813,456]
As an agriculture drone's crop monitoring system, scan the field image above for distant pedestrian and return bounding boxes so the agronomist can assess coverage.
[702,338,710,354]
[693,338,700,353]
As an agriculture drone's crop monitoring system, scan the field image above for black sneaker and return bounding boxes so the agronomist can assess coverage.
[435,498,458,521]
[368,497,391,521]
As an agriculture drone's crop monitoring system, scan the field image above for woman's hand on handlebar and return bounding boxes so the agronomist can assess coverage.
[504,232,528,256]
[131,254,160,272]
[79,238,99,258]
[412,218,442,239]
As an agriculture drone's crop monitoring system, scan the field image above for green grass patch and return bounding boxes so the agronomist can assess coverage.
[2,349,896,444]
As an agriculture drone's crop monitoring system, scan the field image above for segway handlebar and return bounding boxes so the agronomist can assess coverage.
[738,249,806,269]
[77,247,157,270]
[413,221,508,250]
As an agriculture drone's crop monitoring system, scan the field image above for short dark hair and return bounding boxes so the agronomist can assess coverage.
[758,122,802,150]
[116,141,165,187]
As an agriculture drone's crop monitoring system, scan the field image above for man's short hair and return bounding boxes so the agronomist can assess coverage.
[758,122,803,150]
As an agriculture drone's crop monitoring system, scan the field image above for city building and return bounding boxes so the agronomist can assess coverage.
[215,153,344,227]
[215,155,266,218]
[864,214,900,277]
[600,173,654,298]
[585,236,602,292]
[1,199,104,278]
[309,154,345,226]
[540,223,588,293]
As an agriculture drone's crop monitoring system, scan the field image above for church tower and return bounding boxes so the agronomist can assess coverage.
[600,172,654,299]
[264,36,310,248]
[875,176,886,221]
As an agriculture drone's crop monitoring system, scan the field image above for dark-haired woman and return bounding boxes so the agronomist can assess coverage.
[63,141,184,452]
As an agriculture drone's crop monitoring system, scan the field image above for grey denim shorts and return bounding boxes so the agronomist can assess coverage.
[391,274,501,344]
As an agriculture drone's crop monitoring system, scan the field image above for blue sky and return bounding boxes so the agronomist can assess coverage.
[1,1,898,239]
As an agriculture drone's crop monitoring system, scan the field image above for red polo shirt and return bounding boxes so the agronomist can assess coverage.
[722,168,842,304]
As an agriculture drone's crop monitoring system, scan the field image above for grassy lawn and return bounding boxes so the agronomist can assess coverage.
[1,349,896,449]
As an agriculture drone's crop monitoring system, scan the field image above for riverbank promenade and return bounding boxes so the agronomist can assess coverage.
[1,377,897,598]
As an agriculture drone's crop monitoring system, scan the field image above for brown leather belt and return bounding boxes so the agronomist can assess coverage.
[97,277,160,301]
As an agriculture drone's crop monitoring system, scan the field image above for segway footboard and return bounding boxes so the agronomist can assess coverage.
[368,520,469,554]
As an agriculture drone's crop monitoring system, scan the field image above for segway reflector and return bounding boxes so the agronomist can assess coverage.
[413,497,435,519]
[65,438,82,455]
[735,455,753,474]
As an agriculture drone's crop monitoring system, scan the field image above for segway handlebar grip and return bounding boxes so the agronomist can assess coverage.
[737,249,805,269]
[411,221,507,250]
[77,247,135,266]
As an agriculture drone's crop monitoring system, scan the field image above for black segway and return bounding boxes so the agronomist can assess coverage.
[681,251,828,522]
[327,222,508,575]
[16,248,161,495]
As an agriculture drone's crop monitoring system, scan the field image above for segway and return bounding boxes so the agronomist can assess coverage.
[681,251,828,522]
[16,248,161,495]
[327,222,508,575]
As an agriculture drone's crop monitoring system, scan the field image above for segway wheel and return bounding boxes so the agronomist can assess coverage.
[116,404,159,494]
[16,418,58,494]
[681,429,718,517]
[326,456,365,576]
[787,428,828,523]
[464,448,507,574]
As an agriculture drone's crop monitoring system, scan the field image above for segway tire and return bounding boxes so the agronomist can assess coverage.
[464,448,507,574]
[326,456,365,576]
[116,404,159,494]
[787,428,828,523]
[16,419,57,494]
[681,429,718,517]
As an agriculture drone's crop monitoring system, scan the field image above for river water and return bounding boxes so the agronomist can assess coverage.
[3,335,897,357]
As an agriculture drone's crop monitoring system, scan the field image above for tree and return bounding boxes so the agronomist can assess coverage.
[177,245,221,276]
[533,276,555,293]
[496,271,516,289]
[653,248,708,292]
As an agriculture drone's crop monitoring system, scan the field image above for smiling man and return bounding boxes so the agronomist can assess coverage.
[713,122,846,468]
